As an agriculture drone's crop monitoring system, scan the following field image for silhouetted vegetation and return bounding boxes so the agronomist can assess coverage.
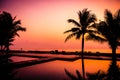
[0,11,26,54]
[65,62,120,80]
[106,62,120,80]
[64,8,97,79]
[65,69,83,80]
[0,11,26,80]
[86,9,120,66]
[64,8,120,80]
[0,54,20,80]
[0,7,119,80]
[86,70,106,80]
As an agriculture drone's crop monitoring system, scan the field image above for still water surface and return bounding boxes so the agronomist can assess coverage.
[10,53,120,80]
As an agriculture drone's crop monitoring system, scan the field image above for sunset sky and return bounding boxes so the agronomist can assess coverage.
[0,0,120,52]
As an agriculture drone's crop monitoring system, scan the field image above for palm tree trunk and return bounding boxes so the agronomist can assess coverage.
[0,45,2,54]
[6,45,9,54]
[112,47,117,66]
[0,46,2,51]
[0,45,2,51]
[0,45,4,54]
[81,33,85,80]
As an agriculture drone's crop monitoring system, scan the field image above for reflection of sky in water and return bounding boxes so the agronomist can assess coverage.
[13,59,111,80]
[12,53,78,58]
[11,53,120,80]
[10,56,38,62]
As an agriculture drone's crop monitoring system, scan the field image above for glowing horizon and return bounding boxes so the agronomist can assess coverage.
[0,0,120,53]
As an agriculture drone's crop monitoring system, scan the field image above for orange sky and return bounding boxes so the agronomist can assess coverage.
[0,0,120,53]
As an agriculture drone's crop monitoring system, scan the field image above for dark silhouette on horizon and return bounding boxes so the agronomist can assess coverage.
[64,8,97,80]
[0,11,26,80]
[65,8,120,80]
[86,9,120,66]
[0,11,26,54]
[0,8,119,80]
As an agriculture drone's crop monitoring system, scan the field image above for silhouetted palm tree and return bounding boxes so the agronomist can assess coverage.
[0,11,26,53]
[86,9,120,66]
[0,11,25,80]
[64,8,97,80]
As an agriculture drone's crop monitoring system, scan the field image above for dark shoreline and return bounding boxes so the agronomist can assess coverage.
[7,50,120,57]
[1,50,120,70]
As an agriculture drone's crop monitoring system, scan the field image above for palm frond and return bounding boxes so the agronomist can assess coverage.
[9,38,14,42]
[87,14,97,24]
[76,70,82,80]
[71,28,80,32]
[87,30,99,34]
[15,33,20,37]
[80,8,90,25]
[113,9,120,37]
[104,9,113,25]
[76,30,82,39]
[79,8,97,28]
[64,29,72,34]
[68,19,81,27]
[3,11,13,21]
[13,16,16,21]
[13,20,21,27]
[82,8,90,18]
[88,22,98,29]
[82,8,89,13]
[86,70,106,80]
[86,33,107,43]
[65,69,78,80]
[114,9,120,20]
[64,28,80,33]
[65,32,77,42]
[97,21,110,34]
[16,26,26,31]
[78,10,82,25]
[97,21,116,41]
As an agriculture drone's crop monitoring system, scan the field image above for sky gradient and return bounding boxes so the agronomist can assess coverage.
[0,0,120,52]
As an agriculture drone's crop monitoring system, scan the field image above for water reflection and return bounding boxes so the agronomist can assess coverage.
[13,58,119,80]
[12,53,78,58]
[10,53,120,80]
[10,56,38,62]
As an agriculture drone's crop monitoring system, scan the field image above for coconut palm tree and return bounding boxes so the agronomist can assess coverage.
[64,8,97,80]
[86,9,120,66]
[0,11,26,53]
[0,11,25,80]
